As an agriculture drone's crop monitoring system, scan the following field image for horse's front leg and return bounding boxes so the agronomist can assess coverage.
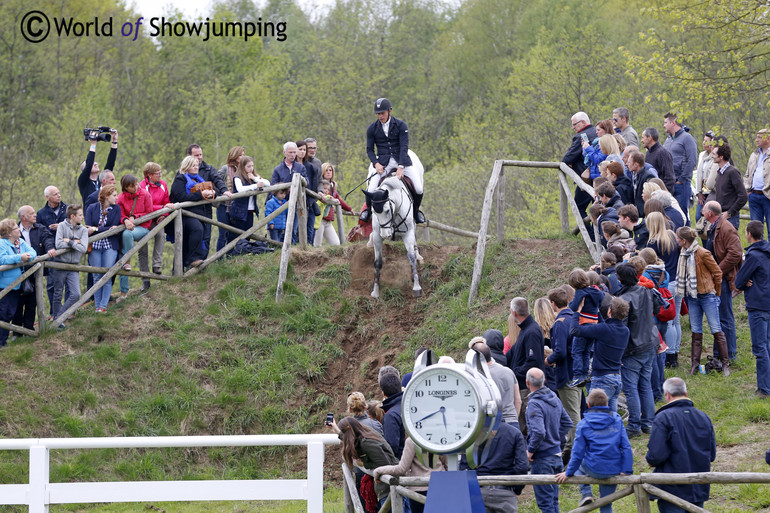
[371,235,382,299]
[404,229,422,298]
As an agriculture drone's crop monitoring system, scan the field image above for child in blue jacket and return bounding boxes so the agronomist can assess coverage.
[568,268,605,388]
[265,188,288,242]
[555,388,633,513]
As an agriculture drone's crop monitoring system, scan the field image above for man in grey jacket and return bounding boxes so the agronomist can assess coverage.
[52,205,89,323]
[663,113,698,226]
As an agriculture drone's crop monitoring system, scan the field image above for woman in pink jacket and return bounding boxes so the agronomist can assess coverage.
[117,173,168,299]
[138,162,175,275]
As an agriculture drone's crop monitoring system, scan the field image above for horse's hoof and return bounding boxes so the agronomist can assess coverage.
[413,289,422,298]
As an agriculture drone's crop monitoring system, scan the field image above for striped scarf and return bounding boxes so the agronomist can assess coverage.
[676,239,700,299]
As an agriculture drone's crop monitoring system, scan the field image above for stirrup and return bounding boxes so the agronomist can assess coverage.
[415,211,426,224]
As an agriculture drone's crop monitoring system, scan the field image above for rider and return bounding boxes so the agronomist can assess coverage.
[361,98,425,224]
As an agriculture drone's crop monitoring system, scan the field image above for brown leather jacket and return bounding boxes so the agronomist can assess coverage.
[693,247,722,296]
[710,218,743,291]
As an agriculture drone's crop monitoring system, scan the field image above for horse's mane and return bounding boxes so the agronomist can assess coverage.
[379,176,403,191]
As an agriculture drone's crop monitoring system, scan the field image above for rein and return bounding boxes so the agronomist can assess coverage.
[375,182,413,241]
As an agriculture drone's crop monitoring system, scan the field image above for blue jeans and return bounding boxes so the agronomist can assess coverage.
[52,270,81,319]
[621,349,655,433]
[269,228,285,243]
[216,204,232,252]
[120,226,150,293]
[89,247,118,309]
[571,335,593,379]
[748,310,770,395]
[673,183,691,226]
[748,193,770,238]
[650,351,666,402]
[657,499,704,513]
[378,495,411,513]
[576,463,618,513]
[0,289,19,346]
[715,277,737,359]
[531,454,562,513]
[665,283,682,354]
[685,294,721,335]
[590,373,622,413]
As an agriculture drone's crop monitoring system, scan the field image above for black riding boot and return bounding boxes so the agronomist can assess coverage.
[413,193,426,224]
[360,196,372,223]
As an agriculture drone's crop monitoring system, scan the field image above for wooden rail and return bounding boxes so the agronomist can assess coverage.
[342,469,770,513]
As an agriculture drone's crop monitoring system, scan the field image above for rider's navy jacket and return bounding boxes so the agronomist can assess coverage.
[366,116,413,168]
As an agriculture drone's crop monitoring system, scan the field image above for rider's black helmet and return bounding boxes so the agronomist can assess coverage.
[374,98,392,113]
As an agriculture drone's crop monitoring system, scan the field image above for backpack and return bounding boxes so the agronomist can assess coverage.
[653,271,676,322]
[228,240,275,256]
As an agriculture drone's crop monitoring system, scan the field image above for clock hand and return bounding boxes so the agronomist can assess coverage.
[440,406,447,430]
[416,408,442,423]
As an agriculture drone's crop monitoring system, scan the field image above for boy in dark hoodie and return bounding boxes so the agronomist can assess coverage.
[555,388,633,512]
[568,268,605,388]
[571,297,631,413]
[735,221,770,398]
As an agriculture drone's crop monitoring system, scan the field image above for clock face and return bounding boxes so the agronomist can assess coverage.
[402,366,482,453]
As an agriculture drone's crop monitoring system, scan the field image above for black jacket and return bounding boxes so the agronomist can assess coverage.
[366,116,412,168]
[614,175,634,206]
[37,202,69,238]
[79,146,117,205]
[563,125,598,174]
[618,284,663,357]
[381,391,405,458]
[646,399,716,503]
[506,315,545,390]
[169,173,208,217]
[22,222,55,280]
[633,167,657,215]
[645,143,675,192]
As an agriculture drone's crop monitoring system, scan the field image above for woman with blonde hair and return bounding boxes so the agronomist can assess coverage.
[583,134,623,181]
[169,156,215,269]
[647,211,681,369]
[642,181,661,203]
[0,218,36,346]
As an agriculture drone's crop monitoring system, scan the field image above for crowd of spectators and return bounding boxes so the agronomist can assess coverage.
[0,131,347,338]
[324,109,769,513]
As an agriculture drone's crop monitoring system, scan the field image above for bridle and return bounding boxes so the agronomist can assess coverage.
[373,181,413,241]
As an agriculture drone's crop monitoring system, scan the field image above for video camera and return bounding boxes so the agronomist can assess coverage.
[83,126,113,142]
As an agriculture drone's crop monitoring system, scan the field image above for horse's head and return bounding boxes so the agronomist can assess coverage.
[363,188,394,239]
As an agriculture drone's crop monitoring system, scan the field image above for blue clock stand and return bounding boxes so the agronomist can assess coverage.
[423,470,485,513]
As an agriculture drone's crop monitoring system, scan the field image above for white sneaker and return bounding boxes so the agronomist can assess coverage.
[579,496,594,507]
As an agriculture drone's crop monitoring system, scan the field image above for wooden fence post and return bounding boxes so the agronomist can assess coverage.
[496,167,506,242]
[559,177,570,233]
[633,484,652,513]
[468,159,503,307]
[35,265,46,333]
[335,204,346,245]
[276,174,302,300]
[298,181,308,250]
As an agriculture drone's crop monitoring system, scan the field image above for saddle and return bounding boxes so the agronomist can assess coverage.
[376,173,417,201]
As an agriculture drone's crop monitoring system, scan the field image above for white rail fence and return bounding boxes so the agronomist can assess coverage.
[0,433,339,513]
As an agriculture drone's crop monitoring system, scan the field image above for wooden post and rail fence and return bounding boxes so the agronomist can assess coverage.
[342,464,770,513]
[468,159,753,306]
[0,173,486,337]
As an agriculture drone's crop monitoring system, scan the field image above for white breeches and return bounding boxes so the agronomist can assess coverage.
[367,150,424,194]
[313,220,340,247]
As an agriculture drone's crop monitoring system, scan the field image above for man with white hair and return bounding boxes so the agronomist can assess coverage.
[37,186,68,316]
[563,112,598,220]
[271,141,308,244]
[13,206,56,330]
[646,377,716,513]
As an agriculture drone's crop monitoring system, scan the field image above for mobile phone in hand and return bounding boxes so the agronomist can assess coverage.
[325,413,334,426]
[581,133,589,144]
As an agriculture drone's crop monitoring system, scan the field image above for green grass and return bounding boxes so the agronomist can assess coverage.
[0,237,766,513]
